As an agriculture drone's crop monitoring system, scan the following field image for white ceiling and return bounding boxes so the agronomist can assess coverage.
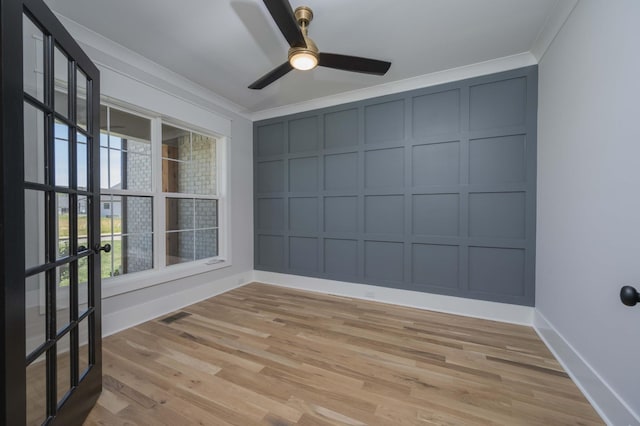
[43,0,561,114]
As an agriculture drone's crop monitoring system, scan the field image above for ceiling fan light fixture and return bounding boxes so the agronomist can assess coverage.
[289,49,318,70]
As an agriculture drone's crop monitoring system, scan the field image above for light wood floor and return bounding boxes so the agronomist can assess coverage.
[84,283,603,425]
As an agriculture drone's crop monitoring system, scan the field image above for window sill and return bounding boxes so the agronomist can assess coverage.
[101,258,231,298]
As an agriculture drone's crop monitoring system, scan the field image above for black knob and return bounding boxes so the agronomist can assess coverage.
[94,243,111,254]
[620,286,639,307]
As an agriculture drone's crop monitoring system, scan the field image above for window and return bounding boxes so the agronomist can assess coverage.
[99,104,225,285]
[162,124,218,265]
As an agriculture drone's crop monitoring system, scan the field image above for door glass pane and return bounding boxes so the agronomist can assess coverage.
[25,272,46,356]
[79,318,90,378]
[56,265,71,332]
[56,333,71,405]
[23,15,44,102]
[24,102,45,184]
[100,147,109,189]
[77,69,88,130]
[25,190,46,270]
[54,121,69,187]
[78,195,88,252]
[78,258,89,314]
[56,193,69,259]
[166,231,194,265]
[77,132,87,190]
[26,353,47,426]
[54,46,69,118]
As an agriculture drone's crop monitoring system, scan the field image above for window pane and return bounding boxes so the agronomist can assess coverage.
[23,15,44,102]
[195,199,217,229]
[110,108,151,141]
[166,198,193,231]
[77,132,88,190]
[78,257,89,314]
[100,105,108,137]
[25,272,46,356]
[56,265,71,332]
[109,148,122,189]
[54,46,69,118]
[26,353,47,426]
[56,193,69,259]
[122,234,153,274]
[55,121,69,187]
[25,190,46,269]
[100,195,114,278]
[79,318,90,378]
[191,133,216,195]
[122,196,153,234]
[101,237,114,279]
[78,196,88,252]
[166,230,194,265]
[195,229,217,260]
[100,146,109,189]
[24,102,45,184]
[56,332,71,405]
[77,69,88,130]
[162,124,189,161]
[123,150,152,191]
[162,158,180,192]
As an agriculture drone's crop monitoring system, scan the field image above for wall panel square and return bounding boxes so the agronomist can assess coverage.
[289,197,318,232]
[412,244,459,288]
[469,77,526,130]
[413,194,459,236]
[365,241,404,282]
[257,198,284,231]
[365,147,404,189]
[470,134,526,184]
[324,196,358,233]
[256,123,284,157]
[325,109,358,149]
[412,142,460,186]
[324,239,358,278]
[469,246,525,296]
[289,237,318,272]
[258,235,284,268]
[365,195,404,235]
[412,89,460,138]
[289,157,318,192]
[289,117,318,154]
[365,100,405,144]
[324,152,358,191]
[257,160,284,193]
[469,192,525,239]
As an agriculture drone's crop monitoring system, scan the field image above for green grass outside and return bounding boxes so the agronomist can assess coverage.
[58,214,122,238]
[58,239,122,287]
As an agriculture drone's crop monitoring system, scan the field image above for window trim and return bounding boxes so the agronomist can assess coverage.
[99,99,231,299]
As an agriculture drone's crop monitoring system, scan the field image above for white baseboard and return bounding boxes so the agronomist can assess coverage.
[102,271,252,338]
[533,311,640,426]
[252,271,534,326]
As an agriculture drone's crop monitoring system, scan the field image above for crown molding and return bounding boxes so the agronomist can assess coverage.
[530,0,579,62]
[251,52,537,122]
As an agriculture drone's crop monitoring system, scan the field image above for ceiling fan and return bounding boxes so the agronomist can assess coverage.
[249,0,392,89]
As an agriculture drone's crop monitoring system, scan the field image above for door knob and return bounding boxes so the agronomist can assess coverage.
[94,243,111,254]
[620,286,639,307]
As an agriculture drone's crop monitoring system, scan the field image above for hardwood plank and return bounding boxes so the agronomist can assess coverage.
[85,282,604,425]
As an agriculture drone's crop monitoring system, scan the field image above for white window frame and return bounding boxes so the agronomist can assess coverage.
[99,100,231,298]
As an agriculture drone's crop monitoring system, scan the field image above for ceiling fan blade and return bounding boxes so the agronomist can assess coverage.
[262,0,306,48]
[248,62,294,89]
[319,53,391,75]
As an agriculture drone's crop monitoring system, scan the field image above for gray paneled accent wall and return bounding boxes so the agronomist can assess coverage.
[254,66,537,306]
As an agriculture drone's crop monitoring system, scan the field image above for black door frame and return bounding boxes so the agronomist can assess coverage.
[1,0,102,424]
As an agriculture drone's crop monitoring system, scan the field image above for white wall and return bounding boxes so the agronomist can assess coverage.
[537,0,640,423]
[55,15,255,335]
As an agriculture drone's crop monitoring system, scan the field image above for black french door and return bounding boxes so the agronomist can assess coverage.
[1,0,102,424]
